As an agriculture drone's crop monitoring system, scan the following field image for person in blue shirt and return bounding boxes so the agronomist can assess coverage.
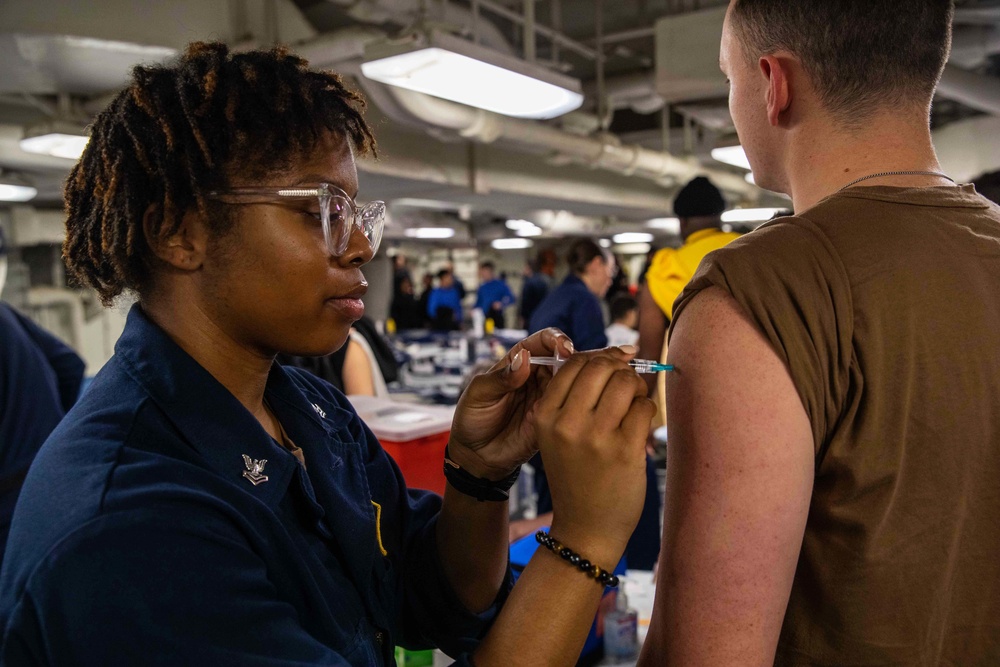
[0,42,655,666]
[426,269,463,330]
[474,262,515,329]
[521,240,662,571]
[0,232,85,564]
[529,239,614,351]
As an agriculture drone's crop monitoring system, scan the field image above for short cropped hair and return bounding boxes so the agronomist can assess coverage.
[729,0,954,124]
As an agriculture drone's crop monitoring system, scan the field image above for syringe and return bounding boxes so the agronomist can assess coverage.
[528,356,674,374]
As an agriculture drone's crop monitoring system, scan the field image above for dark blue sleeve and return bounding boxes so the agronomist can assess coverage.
[427,290,440,318]
[570,293,608,351]
[12,309,85,411]
[501,283,515,307]
[1,508,354,667]
[288,373,512,660]
[474,287,487,312]
[352,417,512,658]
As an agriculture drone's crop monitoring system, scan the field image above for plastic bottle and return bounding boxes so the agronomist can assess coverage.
[471,308,485,338]
[603,585,639,662]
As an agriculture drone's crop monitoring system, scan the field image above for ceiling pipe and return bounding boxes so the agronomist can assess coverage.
[473,0,598,60]
[379,86,756,197]
[320,0,516,55]
[937,65,1000,115]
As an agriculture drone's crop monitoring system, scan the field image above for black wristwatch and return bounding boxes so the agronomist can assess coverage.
[442,446,521,502]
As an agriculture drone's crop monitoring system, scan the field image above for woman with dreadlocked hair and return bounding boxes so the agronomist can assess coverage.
[0,42,654,666]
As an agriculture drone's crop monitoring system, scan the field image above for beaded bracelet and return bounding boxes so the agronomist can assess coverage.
[535,531,620,588]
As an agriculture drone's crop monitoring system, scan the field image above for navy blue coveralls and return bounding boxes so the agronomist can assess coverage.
[0,306,509,666]
[0,303,84,563]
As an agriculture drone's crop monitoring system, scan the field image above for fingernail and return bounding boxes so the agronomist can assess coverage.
[561,338,575,355]
[619,344,638,355]
[510,351,524,372]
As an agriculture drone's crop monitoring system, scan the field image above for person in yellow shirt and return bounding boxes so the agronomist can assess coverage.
[638,177,741,397]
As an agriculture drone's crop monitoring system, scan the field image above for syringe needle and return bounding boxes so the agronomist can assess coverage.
[528,356,674,374]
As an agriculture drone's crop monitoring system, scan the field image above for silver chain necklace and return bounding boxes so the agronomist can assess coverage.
[839,170,955,192]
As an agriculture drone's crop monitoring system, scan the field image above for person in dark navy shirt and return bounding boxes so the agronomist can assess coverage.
[528,239,614,352]
[522,240,661,571]
[0,43,655,666]
[0,236,85,563]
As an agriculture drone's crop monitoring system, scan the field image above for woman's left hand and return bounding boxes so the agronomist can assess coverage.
[447,328,574,480]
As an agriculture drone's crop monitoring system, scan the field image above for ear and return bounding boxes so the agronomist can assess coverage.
[143,204,209,271]
[759,54,793,127]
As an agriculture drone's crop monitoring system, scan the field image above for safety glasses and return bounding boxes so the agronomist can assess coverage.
[206,183,385,257]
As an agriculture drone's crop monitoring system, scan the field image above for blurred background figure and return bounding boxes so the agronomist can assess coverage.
[638,176,741,395]
[389,274,425,330]
[518,248,556,329]
[417,273,434,327]
[277,315,398,398]
[529,240,613,351]
[605,253,632,304]
[605,295,640,348]
[442,261,466,301]
[427,268,463,330]
[474,261,515,329]
[0,226,85,563]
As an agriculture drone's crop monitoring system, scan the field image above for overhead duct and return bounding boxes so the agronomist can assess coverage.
[378,86,755,197]
[316,0,515,56]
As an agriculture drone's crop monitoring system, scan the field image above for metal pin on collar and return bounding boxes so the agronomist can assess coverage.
[242,454,269,486]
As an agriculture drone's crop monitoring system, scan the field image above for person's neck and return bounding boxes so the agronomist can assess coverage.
[577,272,600,296]
[142,291,273,427]
[783,109,945,213]
[681,217,722,241]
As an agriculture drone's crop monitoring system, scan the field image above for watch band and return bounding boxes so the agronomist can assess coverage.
[442,446,521,502]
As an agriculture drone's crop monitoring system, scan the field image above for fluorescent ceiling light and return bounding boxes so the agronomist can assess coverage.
[0,183,37,202]
[405,227,456,239]
[491,238,533,250]
[711,145,752,170]
[20,133,90,160]
[721,208,783,223]
[505,218,542,236]
[612,232,654,244]
[646,217,680,234]
[362,31,584,119]
[394,198,465,211]
[505,219,536,231]
[615,242,651,255]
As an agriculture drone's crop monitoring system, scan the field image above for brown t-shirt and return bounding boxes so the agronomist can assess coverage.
[672,185,1000,665]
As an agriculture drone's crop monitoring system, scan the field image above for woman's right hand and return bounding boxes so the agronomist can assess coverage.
[533,347,656,569]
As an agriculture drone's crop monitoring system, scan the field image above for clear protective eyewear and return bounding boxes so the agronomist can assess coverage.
[206,183,386,257]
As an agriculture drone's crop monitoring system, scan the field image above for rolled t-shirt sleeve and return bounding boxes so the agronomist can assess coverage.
[669,217,854,454]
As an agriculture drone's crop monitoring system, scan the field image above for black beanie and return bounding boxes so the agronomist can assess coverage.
[672,176,726,218]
